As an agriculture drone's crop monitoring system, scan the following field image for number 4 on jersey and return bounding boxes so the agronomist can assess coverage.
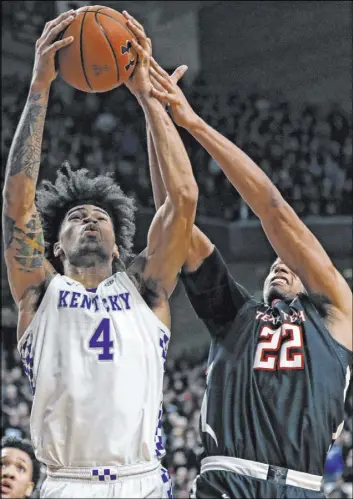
[89,318,114,360]
[253,323,304,371]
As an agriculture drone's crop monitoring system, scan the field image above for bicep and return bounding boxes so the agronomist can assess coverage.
[3,207,54,304]
[261,201,352,316]
[143,198,196,297]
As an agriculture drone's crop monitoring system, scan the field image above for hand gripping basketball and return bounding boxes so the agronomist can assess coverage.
[122,11,152,97]
[32,10,76,89]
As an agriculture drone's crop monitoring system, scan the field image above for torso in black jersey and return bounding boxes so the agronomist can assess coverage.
[181,248,352,477]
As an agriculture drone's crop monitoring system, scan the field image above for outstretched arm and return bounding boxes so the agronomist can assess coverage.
[123,12,198,315]
[150,58,352,349]
[143,63,251,337]
[3,11,76,311]
[146,67,214,273]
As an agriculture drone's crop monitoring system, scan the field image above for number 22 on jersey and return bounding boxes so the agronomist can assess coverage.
[253,323,304,371]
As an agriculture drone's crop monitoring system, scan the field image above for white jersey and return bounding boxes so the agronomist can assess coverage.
[17,272,170,468]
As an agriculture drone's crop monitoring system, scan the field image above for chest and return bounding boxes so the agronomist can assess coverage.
[47,283,163,368]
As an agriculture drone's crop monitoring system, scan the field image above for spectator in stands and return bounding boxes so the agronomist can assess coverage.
[1,436,41,498]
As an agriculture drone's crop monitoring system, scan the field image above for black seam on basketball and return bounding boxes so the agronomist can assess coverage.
[85,11,138,63]
[80,10,94,91]
[94,12,120,83]
[93,12,138,39]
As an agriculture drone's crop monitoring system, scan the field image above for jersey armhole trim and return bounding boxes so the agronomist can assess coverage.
[122,272,171,338]
[17,273,62,352]
[303,298,352,375]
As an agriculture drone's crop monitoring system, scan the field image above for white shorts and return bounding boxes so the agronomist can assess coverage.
[40,461,173,498]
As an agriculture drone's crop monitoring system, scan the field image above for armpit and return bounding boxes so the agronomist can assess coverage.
[20,269,56,314]
[128,269,166,309]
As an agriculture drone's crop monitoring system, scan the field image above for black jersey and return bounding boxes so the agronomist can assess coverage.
[181,247,352,476]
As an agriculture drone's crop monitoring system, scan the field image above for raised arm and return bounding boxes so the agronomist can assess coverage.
[123,13,198,307]
[2,11,76,335]
[147,66,214,273]
[150,59,352,349]
[143,61,252,336]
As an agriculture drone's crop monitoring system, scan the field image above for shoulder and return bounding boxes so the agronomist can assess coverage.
[299,292,352,353]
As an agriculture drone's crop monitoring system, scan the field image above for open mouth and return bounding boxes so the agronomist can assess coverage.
[271,276,288,286]
[1,482,13,494]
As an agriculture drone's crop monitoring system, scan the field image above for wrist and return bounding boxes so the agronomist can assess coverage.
[184,113,203,133]
[29,78,52,96]
[136,91,155,106]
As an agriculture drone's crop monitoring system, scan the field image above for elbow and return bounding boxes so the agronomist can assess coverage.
[174,182,199,212]
[260,188,286,219]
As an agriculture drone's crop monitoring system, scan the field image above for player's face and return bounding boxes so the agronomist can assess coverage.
[263,258,305,304]
[56,204,119,267]
[1,448,34,499]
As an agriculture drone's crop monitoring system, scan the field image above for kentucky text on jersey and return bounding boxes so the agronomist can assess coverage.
[58,290,132,312]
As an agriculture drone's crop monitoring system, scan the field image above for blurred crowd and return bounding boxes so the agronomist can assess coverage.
[2,71,352,220]
[2,343,352,498]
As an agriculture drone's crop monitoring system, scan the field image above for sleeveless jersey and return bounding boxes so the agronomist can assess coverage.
[181,247,352,476]
[17,272,170,468]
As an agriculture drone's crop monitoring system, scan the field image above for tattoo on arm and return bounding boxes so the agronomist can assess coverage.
[6,90,49,181]
[127,257,166,308]
[4,215,16,249]
[5,212,45,272]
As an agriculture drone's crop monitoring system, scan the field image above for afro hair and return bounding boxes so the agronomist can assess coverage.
[36,162,136,274]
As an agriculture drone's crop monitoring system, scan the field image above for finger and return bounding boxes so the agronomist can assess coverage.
[150,73,165,93]
[122,10,145,33]
[150,66,174,92]
[151,87,172,104]
[42,9,76,35]
[150,57,171,80]
[43,15,76,46]
[44,36,74,55]
[171,65,188,83]
[151,87,179,106]
[130,37,148,61]
[126,19,148,43]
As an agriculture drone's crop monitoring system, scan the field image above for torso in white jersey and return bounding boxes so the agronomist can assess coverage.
[17,271,170,468]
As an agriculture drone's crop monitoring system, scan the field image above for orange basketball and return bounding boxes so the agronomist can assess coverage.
[57,5,138,93]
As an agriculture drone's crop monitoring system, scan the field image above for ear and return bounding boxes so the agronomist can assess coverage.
[113,244,120,260]
[53,241,63,258]
[25,481,34,497]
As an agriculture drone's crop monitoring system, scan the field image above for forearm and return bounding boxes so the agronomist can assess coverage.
[3,83,50,216]
[146,113,213,271]
[186,116,282,217]
[140,96,197,204]
[146,121,167,210]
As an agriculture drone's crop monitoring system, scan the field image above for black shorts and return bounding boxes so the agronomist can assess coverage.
[191,470,326,499]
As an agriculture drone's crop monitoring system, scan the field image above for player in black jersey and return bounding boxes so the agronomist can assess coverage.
[147,59,352,498]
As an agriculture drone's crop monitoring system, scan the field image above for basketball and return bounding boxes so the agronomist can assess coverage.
[57,5,138,93]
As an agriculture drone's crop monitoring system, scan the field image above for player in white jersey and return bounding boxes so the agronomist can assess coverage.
[3,10,198,499]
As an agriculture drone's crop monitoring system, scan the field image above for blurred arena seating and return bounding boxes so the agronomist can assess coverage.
[2,72,352,219]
